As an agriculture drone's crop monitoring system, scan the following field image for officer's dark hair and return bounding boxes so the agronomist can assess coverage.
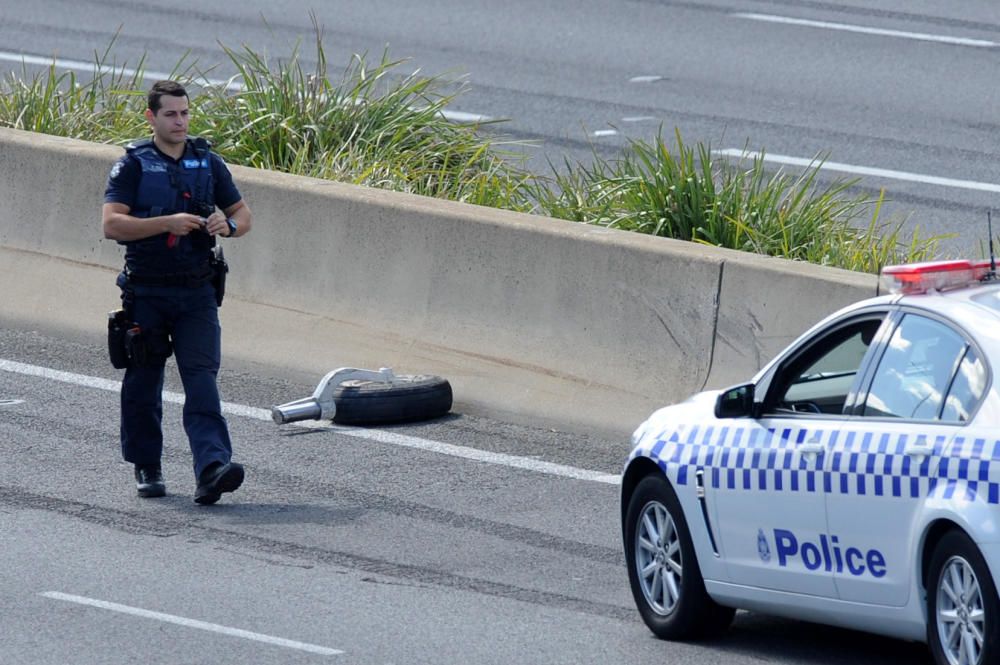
[147,80,188,114]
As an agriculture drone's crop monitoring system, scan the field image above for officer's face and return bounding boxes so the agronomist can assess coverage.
[145,94,189,146]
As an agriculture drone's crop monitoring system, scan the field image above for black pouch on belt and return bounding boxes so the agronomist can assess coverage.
[124,327,173,368]
[107,309,131,369]
[209,245,228,307]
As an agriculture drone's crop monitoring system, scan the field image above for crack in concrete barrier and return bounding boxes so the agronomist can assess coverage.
[700,260,725,392]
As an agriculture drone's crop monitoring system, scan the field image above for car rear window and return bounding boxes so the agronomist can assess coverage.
[863,314,968,420]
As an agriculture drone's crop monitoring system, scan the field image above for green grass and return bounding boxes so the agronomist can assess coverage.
[0,29,944,273]
[191,23,537,210]
[532,130,943,273]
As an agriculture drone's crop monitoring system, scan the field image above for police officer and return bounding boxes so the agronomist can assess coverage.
[102,80,253,504]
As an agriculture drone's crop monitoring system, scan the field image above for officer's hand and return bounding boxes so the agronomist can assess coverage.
[203,211,229,237]
[165,213,206,236]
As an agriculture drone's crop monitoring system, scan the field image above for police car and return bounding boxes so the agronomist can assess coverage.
[622,260,1000,665]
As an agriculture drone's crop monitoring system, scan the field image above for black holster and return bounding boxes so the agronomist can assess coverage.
[107,308,173,369]
[125,326,173,367]
[108,309,131,369]
[210,246,228,307]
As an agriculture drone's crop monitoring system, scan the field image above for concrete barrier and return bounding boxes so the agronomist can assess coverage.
[0,128,878,436]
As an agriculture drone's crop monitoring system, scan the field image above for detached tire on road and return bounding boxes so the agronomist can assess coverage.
[332,374,452,425]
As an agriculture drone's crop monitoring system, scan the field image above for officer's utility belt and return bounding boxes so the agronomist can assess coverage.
[124,264,213,288]
[109,255,229,369]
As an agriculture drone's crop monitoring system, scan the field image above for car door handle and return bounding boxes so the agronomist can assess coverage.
[799,443,825,454]
[904,444,935,457]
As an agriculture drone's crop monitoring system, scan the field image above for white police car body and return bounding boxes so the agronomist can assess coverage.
[622,260,1000,665]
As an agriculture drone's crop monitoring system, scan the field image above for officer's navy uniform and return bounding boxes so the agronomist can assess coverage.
[104,138,241,481]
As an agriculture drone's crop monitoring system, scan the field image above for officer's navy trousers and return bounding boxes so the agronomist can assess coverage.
[120,283,232,479]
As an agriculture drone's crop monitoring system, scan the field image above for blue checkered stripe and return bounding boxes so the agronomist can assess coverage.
[633,424,1000,504]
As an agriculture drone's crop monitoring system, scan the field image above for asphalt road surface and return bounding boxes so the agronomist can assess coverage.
[0,318,935,664]
[2,1,1000,253]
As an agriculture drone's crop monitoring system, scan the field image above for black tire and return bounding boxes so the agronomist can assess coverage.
[624,473,734,640]
[927,530,1000,665]
[332,374,452,425]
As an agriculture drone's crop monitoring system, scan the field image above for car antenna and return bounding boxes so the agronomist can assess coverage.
[990,209,997,281]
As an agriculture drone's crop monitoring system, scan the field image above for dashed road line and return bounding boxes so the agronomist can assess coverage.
[714,149,1000,194]
[0,51,236,89]
[41,592,344,656]
[732,13,999,49]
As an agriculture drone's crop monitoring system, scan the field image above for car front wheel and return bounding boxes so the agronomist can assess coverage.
[624,473,734,640]
[928,530,1000,665]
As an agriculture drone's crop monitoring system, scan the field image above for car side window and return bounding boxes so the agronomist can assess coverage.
[769,319,883,415]
[941,347,987,422]
[862,314,968,420]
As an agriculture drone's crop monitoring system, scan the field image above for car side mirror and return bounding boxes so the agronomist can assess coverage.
[715,383,756,418]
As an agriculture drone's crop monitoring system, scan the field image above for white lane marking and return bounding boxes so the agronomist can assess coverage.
[0,359,620,485]
[629,75,663,83]
[622,116,656,123]
[438,109,492,124]
[714,149,1000,194]
[0,51,239,89]
[592,129,619,137]
[333,427,620,484]
[0,399,25,406]
[732,13,999,49]
[41,592,343,656]
[0,51,491,124]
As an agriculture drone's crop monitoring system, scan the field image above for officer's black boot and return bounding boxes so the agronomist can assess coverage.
[194,461,244,505]
[134,464,166,498]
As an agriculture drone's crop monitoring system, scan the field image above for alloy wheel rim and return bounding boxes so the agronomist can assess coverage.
[635,500,682,615]
[936,555,986,665]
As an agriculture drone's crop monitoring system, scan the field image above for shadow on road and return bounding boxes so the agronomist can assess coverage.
[705,611,933,665]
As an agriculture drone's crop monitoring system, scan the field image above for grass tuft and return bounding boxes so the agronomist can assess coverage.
[532,130,945,273]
